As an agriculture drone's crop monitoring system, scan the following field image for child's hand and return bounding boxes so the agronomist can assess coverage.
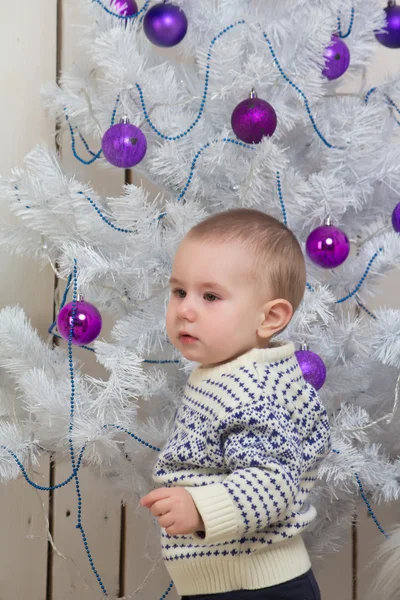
[140,487,205,536]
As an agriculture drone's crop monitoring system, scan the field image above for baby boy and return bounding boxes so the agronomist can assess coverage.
[141,208,330,600]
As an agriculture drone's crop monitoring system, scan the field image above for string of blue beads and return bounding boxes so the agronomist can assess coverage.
[75,191,166,230]
[365,88,400,125]
[384,94,400,115]
[48,273,72,336]
[0,444,85,491]
[337,6,355,39]
[355,297,377,320]
[161,580,175,599]
[65,112,103,165]
[134,21,245,141]
[262,32,334,149]
[354,472,389,538]
[276,171,288,226]
[364,87,377,104]
[176,137,254,203]
[336,248,382,304]
[306,283,316,292]
[331,449,389,538]
[78,131,98,157]
[365,87,400,121]
[14,185,30,209]
[68,262,79,472]
[143,359,180,365]
[68,260,109,597]
[65,95,120,165]
[77,191,136,233]
[111,93,120,126]
[104,424,161,452]
[92,0,151,19]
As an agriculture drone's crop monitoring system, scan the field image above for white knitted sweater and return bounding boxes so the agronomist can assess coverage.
[153,343,331,595]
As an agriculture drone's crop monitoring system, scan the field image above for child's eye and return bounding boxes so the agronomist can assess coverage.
[204,293,218,302]
[173,289,186,298]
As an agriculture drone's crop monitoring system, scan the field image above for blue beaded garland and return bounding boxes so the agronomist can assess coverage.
[262,31,335,149]
[104,424,161,452]
[77,191,137,233]
[365,87,400,125]
[355,297,377,320]
[276,171,288,226]
[336,249,382,304]
[331,449,389,538]
[134,21,245,142]
[65,94,120,165]
[337,6,355,39]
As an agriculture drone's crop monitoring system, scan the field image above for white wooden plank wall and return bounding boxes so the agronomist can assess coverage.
[0,1,399,599]
[0,1,56,599]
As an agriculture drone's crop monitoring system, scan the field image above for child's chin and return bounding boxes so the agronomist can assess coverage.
[179,347,203,364]
[181,347,200,359]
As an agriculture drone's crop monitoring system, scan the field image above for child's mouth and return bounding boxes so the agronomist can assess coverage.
[179,333,198,344]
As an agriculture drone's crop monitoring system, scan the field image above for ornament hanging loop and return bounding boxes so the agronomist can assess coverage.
[250,88,257,99]
[324,214,333,226]
[120,115,130,124]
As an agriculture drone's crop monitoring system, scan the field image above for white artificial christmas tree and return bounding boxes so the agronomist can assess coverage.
[0,0,400,597]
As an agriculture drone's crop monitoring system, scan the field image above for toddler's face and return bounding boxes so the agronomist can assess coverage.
[166,236,269,367]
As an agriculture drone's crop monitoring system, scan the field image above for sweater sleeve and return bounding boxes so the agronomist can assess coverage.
[186,388,330,544]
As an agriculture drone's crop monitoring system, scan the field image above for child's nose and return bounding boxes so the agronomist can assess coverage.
[177,298,196,321]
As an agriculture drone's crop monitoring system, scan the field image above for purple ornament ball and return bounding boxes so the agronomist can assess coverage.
[231,97,277,144]
[110,0,138,16]
[143,3,188,47]
[295,350,327,391]
[375,4,400,48]
[306,224,350,269]
[322,35,350,80]
[392,202,400,232]
[102,122,147,168]
[57,300,102,346]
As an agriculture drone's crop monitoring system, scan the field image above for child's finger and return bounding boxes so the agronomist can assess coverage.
[140,487,171,508]
[150,498,172,517]
[158,514,175,529]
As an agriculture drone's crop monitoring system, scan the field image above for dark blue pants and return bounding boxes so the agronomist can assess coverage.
[182,570,321,600]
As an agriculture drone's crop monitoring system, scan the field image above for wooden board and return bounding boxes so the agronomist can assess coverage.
[0,1,57,598]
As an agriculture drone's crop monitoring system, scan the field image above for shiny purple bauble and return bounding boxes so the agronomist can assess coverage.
[375,4,400,48]
[102,122,147,168]
[295,350,327,390]
[57,300,102,346]
[322,35,350,80]
[231,97,277,144]
[392,202,400,232]
[110,0,138,16]
[306,224,350,269]
[143,3,188,47]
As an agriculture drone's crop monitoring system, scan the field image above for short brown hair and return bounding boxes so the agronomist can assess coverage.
[187,208,306,312]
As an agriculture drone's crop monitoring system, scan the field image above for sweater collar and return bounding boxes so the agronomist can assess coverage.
[189,341,295,382]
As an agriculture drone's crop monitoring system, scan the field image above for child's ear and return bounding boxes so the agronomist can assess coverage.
[257,299,293,339]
